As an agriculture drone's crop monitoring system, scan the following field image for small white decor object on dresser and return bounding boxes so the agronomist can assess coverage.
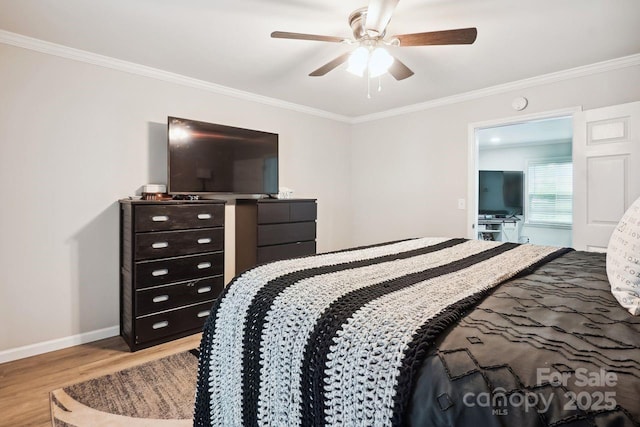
[277,186,294,199]
[607,196,640,315]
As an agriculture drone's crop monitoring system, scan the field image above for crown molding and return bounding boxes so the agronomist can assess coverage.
[1,30,639,125]
[0,30,352,123]
[352,53,640,124]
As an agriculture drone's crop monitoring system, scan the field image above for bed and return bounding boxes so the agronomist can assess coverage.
[193,238,640,427]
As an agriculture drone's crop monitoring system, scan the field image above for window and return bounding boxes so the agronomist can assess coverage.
[526,158,573,226]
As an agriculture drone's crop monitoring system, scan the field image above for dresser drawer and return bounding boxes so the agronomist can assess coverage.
[135,204,224,232]
[135,252,224,289]
[136,276,224,316]
[257,203,290,224]
[135,301,213,343]
[135,228,223,260]
[257,222,316,246]
[290,202,317,222]
[257,241,316,264]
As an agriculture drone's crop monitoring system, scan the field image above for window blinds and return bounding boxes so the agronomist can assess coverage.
[527,159,573,225]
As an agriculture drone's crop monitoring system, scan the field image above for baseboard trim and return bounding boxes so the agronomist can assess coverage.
[0,326,119,364]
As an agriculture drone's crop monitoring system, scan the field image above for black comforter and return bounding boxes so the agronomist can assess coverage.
[409,251,640,426]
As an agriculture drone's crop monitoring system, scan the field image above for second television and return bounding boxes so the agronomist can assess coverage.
[168,117,278,195]
[478,170,524,216]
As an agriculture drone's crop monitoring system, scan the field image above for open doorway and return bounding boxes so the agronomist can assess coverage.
[467,110,577,247]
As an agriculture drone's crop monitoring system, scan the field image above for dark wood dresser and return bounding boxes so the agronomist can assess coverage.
[235,198,317,274]
[119,199,226,351]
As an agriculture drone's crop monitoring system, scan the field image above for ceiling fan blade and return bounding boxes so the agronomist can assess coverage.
[365,0,399,34]
[309,52,351,76]
[395,27,477,46]
[388,56,414,80]
[271,31,346,43]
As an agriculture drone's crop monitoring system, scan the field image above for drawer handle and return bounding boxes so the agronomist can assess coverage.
[152,242,169,249]
[197,213,212,220]
[152,269,169,277]
[197,238,212,244]
[197,286,212,294]
[152,321,169,329]
[152,215,169,222]
[197,310,211,318]
[197,262,211,270]
[152,295,169,303]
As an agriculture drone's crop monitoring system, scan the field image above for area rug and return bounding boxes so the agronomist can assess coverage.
[50,349,199,426]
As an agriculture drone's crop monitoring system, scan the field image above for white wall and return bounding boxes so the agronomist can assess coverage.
[0,44,352,353]
[479,142,572,246]
[350,65,640,246]
[2,40,640,359]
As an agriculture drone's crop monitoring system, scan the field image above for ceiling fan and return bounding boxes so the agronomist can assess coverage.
[271,0,477,81]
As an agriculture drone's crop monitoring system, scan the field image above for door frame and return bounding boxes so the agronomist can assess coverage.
[466,106,582,239]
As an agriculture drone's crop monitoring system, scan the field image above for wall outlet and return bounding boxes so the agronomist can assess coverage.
[457,198,466,210]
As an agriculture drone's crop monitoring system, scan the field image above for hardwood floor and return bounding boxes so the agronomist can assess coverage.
[0,333,202,427]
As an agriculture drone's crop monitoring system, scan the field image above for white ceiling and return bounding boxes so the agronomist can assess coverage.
[477,116,573,148]
[1,0,639,117]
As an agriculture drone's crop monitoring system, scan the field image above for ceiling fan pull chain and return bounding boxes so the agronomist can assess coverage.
[378,76,382,92]
[367,74,372,99]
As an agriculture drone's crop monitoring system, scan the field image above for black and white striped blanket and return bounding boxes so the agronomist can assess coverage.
[194,238,570,427]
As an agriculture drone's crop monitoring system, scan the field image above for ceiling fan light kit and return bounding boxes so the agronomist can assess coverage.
[347,47,369,77]
[369,47,394,77]
[271,0,477,91]
[346,46,394,78]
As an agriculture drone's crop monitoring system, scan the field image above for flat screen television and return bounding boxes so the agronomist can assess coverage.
[478,170,524,216]
[167,117,278,195]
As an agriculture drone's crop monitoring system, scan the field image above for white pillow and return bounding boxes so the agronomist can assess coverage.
[607,197,640,315]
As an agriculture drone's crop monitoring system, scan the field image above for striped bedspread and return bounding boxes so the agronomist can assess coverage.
[194,238,571,427]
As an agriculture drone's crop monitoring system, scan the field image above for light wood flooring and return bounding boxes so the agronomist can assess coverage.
[0,333,202,427]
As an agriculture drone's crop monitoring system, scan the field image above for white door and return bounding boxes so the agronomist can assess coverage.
[573,101,640,251]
